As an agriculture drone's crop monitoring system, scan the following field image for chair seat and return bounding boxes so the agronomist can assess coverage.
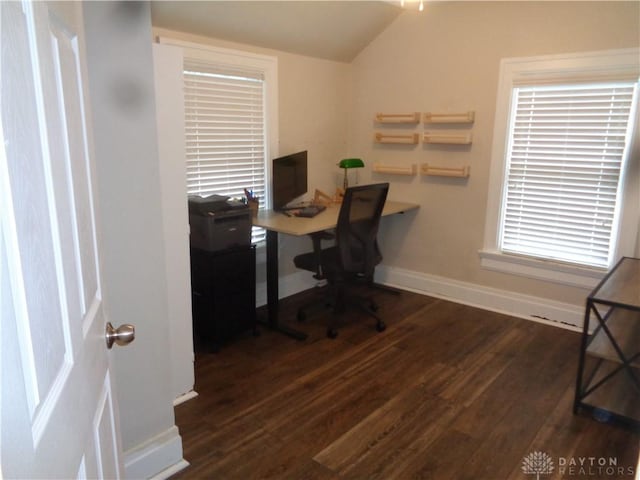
[294,246,340,278]
[295,245,383,278]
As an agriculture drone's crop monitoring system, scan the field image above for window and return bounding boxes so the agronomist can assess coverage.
[161,40,278,244]
[502,82,636,267]
[481,49,639,287]
[184,61,266,200]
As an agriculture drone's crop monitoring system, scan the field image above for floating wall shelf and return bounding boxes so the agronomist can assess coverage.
[374,132,420,144]
[423,132,472,145]
[373,163,417,176]
[421,164,470,178]
[423,111,475,124]
[375,112,421,124]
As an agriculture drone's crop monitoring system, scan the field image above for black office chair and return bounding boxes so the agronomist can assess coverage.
[294,182,389,338]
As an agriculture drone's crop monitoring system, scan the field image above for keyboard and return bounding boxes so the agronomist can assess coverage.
[294,205,326,218]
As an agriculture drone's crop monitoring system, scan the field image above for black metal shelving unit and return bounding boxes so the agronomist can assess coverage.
[574,256,640,430]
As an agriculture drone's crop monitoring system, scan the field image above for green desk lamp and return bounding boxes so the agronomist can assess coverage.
[338,158,365,190]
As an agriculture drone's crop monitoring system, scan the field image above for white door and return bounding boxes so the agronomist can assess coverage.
[1,1,130,478]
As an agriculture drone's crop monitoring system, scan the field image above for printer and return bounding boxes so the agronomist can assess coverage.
[188,194,252,252]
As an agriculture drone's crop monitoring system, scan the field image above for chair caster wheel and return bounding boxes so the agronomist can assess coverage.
[376,321,386,332]
[326,328,338,339]
[297,311,306,322]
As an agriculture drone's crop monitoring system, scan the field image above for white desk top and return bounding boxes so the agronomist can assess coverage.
[253,200,419,236]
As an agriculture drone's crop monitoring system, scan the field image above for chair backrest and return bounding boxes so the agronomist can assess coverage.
[336,183,389,278]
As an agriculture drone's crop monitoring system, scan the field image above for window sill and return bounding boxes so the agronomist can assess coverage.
[478,250,606,289]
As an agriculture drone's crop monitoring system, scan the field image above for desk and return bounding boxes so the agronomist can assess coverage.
[253,200,419,340]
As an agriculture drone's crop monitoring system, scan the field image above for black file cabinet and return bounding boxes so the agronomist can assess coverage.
[190,245,256,351]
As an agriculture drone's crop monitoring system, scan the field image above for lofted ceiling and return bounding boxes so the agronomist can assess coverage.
[150,1,403,63]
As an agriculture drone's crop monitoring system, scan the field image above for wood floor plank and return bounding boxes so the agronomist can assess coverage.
[506,385,611,480]
[437,322,535,407]
[315,388,459,479]
[389,428,481,480]
[312,362,458,472]
[171,289,639,479]
[452,325,586,480]
[451,323,576,438]
[279,460,341,480]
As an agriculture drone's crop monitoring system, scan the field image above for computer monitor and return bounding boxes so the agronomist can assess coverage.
[272,151,308,210]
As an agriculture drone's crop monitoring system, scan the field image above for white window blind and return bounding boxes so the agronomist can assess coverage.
[500,82,637,268]
[184,59,266,242]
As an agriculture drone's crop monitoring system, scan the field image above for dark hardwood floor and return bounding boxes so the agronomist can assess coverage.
[171,287,639,479]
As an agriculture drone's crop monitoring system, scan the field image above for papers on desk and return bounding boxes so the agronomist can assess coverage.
[284,205,327,218]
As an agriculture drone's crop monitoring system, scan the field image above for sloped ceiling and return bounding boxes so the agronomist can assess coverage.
[150,1,402,63]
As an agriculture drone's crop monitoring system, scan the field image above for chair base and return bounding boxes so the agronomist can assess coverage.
[297,283,390,339]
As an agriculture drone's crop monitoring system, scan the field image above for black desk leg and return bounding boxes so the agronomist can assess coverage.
[258,229,308,341]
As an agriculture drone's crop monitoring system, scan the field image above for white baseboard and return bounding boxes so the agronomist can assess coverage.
[257,265,585,331]
[148,459,190,480]
[123,425,187,479]
[173,390,198,407]
[375,265,585,331]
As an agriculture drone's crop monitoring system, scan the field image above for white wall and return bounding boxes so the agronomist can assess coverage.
[349,1,640,325]
[153,3,639,331]
[83,3,185,478]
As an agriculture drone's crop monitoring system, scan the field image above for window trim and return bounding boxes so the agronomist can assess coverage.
[481,48,640,288]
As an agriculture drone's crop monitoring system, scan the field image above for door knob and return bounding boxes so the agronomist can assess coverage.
[106,322,135,349]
